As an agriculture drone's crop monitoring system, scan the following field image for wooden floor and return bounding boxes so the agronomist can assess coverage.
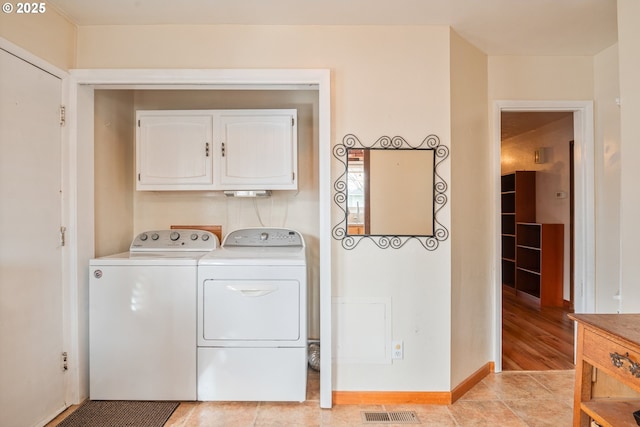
[502,287,575,370]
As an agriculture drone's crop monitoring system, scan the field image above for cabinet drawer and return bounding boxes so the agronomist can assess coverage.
[583,328,640,394]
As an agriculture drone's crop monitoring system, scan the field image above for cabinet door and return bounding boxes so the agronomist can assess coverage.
[215,109,297,190]
[136,112,213,190]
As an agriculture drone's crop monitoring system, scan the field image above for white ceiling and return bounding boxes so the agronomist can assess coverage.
[501,112,573,140]
[48,0,617,55]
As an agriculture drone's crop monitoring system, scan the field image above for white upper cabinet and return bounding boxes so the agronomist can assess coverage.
[135,109,298,191]
[215,109,298,190]
[136,111,214,190]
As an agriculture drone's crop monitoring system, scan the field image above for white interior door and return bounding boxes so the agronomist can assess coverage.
[0,48,65,427]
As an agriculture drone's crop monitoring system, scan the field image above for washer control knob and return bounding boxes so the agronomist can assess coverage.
[139,233,148,241]
[151,233,159,240]
[201,234,210,241]
[260,232,269,241]
[190,233,199,241]
[170,231,180,241]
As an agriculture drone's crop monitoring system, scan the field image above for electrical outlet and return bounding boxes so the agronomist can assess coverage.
[392,341,403,360]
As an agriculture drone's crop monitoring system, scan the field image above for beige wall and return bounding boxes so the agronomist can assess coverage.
[618,0,640,312]
[7,13,627,395]
[94,90,135,257]
[488,56,594,101]
[501,115,573,300]
[593,44,621,313]
[449,29,491,388]
[1,1,635,399]
[0,6,75,70]
[80,25,457,391]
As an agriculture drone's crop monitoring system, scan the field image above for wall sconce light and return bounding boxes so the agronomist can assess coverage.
[534,148,547,164]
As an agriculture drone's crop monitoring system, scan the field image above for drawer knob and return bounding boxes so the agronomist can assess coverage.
[610,352,640,378]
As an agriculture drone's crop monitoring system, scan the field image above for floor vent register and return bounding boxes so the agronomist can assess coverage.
[361,411,420,424]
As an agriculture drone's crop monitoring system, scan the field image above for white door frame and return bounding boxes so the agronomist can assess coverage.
[492,100,595,372]
[66,68,333,407]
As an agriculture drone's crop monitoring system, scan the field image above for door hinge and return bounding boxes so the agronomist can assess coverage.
[206,142,210,157]
[59,226,66,247]
[292,172,295,181]
[59,106,66,126]
[292,117,295,126]
[62,352,68,371]
[221,142,226,157]
[138,119,140,127]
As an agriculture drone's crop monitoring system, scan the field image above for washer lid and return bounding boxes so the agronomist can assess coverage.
[90,250,215,265]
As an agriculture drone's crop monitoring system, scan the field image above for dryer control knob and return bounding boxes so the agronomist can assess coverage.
[190,233,199,241]
[151,233,159,240]
[139,233,148,241]
[170,231,180,241]
[201,234,210,241]
[260,232,269,241]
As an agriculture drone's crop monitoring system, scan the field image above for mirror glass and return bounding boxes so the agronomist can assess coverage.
[332,134,448,250]
[347,149,435,236]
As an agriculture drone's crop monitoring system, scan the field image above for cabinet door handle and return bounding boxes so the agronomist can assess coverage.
[205,142,210,157]
[610,352,640,377]
[221,142,225,157]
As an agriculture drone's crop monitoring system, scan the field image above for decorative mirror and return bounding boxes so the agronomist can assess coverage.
[332,134,449,250]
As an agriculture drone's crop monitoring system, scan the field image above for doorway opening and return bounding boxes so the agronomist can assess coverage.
[500,111,575,370]
[493,101,594,373]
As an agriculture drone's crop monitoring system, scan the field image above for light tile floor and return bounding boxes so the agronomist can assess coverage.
[48,369,576,427]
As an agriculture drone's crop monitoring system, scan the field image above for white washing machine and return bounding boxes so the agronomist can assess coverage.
[89,229,218,400]
[197,227,307,402]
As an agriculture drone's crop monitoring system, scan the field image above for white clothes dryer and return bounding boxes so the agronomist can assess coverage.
[197,228,307,402]
[89,229,218,400]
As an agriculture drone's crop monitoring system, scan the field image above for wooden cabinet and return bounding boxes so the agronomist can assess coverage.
[136,109,297,191]
[501,171,563,307]
[516,223,564,307]
[570,314,640,427]
[215,109,297,190]
[501,171,535,289]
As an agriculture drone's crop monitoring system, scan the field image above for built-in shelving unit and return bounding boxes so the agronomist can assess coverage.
[516,222,564,307]
[501,171,564,307]
[501,171,535,290]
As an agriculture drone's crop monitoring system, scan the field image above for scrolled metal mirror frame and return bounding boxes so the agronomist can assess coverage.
[332,134,449,250]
